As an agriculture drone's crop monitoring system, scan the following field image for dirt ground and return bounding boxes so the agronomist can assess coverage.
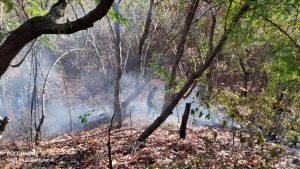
[0,123,299,169]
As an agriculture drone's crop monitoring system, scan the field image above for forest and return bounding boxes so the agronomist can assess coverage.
[0,0,299,168]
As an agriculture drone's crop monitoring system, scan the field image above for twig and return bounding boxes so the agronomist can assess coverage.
[10,39,37,67]
[159,1,225,53]
[62,73,72,131]
[108,112,115,169]
[176,105,180,123]
[224,0,233,31]
[129,105,133,136]
[264,17,300,50]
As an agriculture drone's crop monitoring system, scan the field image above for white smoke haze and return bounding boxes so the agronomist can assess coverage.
[1,50,226,140]
[0,1,227,141]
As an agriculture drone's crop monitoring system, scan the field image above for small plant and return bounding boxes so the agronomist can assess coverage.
[165,121,177,129]
[79,109,95,124]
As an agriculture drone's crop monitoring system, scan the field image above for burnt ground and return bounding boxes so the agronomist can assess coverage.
[0,122,299,169]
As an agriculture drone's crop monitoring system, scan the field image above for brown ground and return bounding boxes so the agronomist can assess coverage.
[0,124,299,169]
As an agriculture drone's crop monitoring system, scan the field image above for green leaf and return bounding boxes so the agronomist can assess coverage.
[40,35,53,49]
[79,0,85,5]
[205,113,211,120]
[147,165,154,169]
[199,111,203,118]
[79,110,93,125]
[0,0,14,12]
[192,118,196,125]
[222,120,227,127]
[107,8,129,28]
[257,133,264,145]
[26,0,47,16]
[191,109,195,115]
[239,133,246,143]
[213,132,218,140]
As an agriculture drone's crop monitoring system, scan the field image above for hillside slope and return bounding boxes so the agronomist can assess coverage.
[0,125,299,168]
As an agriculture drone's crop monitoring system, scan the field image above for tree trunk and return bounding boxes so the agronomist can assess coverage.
[0,3,3,43]
[206,14,217,100]
[239,57,249,97]
[180,103,191,138]
[138,0,155,75]
[113,1,123,128]
[107,112,115,169]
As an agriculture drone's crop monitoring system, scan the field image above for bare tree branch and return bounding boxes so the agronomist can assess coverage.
[10,39,37,67]
[0,0,114,77]
[264,17,300,50]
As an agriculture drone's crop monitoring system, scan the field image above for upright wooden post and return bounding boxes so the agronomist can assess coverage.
[180,103,191,138]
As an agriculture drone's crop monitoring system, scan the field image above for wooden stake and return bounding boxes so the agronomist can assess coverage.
[180,103,191,138]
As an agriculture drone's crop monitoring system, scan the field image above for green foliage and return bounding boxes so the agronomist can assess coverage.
[213,131,218,140]
[270,145,284,159]
[40,35,53,49]
[108,9,129,28]
[79,109,95,124]
[6,21,20,30]
[286,130,300,143]
[0,0,13,12]
[204,137,212,151]
[205,113,211,120]
[239,132,246,143]
[94,0,129,27]
[174,78,185,93]
[146,165,154,169]
[266,46,300,93]
[26,0,47,16]
[149,59,171,81]
[78,0,85,5]
[79,114,90,124]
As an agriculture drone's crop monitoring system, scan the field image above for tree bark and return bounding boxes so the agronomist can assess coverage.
[136,0,253,144]
[113,1,123,128]
[0,0,114,77]
[180,103,191,138]
[138,0,155,57]
[107,112,115,169]
[138,0,155,75]
[206,14,217,100]
[239,57,249,97]
[0,3,3,43]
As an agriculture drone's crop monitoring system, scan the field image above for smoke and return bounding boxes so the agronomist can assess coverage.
[1,58,226,141]
[0,1,228,141]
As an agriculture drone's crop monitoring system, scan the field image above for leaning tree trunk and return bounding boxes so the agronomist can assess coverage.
[206,14,217,100]
[135,1,253,144]
[113,1,123,128]
[162,0,200,110]
[0,3,3,43]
